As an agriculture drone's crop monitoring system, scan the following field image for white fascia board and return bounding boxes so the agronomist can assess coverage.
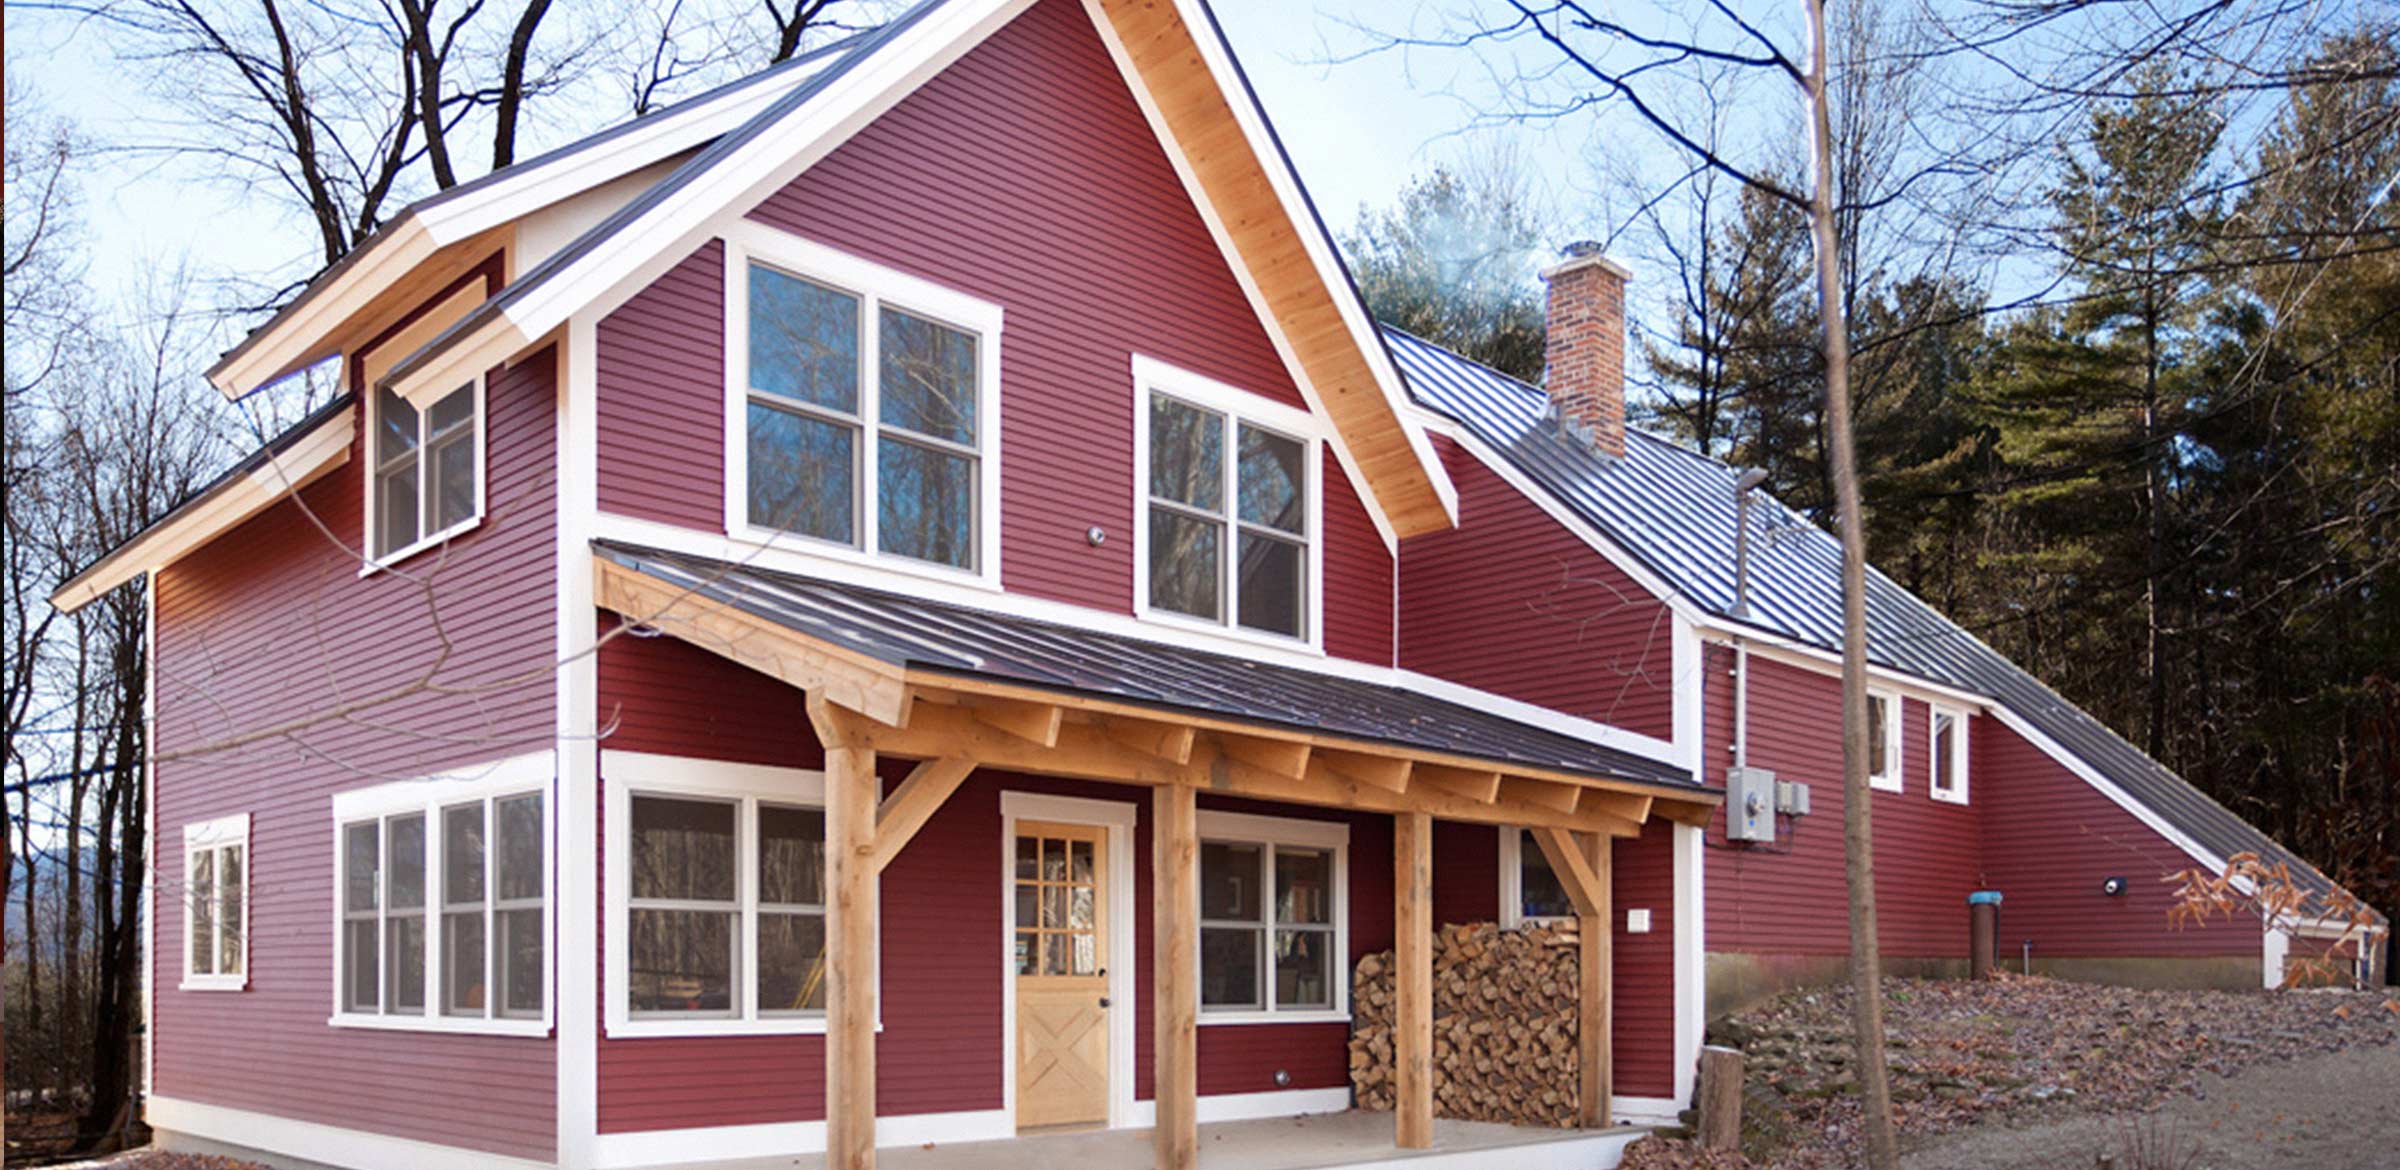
[208,55,847,401]
[1163,0,1456,529]
[1694,620,2000,712]
[1985,704,2227,877]
[394,0,1033,407]
[49,407,356,612]
[1394,667,1682,770]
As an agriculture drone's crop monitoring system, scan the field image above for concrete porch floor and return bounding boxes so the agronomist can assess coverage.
[636,1111,1653,1170]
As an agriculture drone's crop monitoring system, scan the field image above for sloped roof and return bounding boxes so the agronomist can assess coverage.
[594,541,1697,792]
[1387,326,2361,906]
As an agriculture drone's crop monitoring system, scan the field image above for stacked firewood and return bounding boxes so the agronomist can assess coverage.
[1349,921,1582,1127]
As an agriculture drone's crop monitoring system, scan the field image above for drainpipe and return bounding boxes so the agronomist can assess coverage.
[1732,639,1751,772]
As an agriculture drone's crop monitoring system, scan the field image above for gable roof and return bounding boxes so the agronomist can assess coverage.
[379,0,1457,539]
[1387,325,2368,910]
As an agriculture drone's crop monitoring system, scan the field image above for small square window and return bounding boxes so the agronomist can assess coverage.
[371,381,482,560]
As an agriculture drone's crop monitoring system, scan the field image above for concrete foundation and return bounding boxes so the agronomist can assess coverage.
[1703,951,2266,1021]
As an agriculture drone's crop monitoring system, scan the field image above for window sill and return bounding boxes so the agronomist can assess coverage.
[1929,788,1970,806]
[605,1016,883,1039]
[1868,777,1903,794]
[180,975,248,992]
[727,523,1002,593]
[1132,605,1323,658]
[329,1012,551,1037]
[358,515,486,578]
[1198,1010,1349,1026]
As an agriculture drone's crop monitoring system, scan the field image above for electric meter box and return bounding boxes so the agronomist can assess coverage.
[1725,766,1778,842]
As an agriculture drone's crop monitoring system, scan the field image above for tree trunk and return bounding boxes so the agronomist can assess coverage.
[1803,1,1899,1167]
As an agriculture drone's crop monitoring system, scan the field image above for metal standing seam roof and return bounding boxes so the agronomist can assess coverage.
[1385,326,2361,905]
[592,541,1697,792]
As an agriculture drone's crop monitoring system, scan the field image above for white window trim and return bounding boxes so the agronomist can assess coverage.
[602,749,878,1038]
[1868,689,1904,794]
[1131,354,1326,654]
[329,751,554,1036]
[1496,825,1572,929]
[721,221,1005,591]
[181,813,251,991]
[1930,705,1970,805]
[1194,808,1348,1025]
[360,373,490,574]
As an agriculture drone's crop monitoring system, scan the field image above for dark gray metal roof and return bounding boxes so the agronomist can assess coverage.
[1387,326,2357,903]
[593,541,1697,792]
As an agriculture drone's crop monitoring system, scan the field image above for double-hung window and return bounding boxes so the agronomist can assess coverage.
[371,382,482,559]
[333,755,550,1033]
[1867,691,1903,793]
[1137,359,1318,643]
[733,229,1001,580]
[1195,811,1346,1021]
[183,814,250,990]
[1930,706,1970,804]
[607,751,837,1036]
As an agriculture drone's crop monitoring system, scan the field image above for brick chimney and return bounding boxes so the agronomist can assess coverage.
[1541,241,1631,460]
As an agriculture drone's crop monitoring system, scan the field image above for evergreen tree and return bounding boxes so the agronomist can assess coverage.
[1343,163,1548,383]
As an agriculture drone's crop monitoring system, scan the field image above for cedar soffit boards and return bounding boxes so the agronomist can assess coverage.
[1092,0,1457,538]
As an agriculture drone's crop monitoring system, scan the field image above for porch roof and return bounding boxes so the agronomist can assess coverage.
[591,541,1696,797]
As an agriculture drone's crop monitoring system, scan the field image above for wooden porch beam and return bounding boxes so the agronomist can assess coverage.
[1155,784,1199,1170]
[1220,733,1311,778]
[870,757,975,874]
[1577,788,1654,824]
[1499,776,1584,816]
[599,559,908,725]
[1103,717,1197,765]
[1580,834,1613,1128]
[1394,810,1434,1149]
[1414,764,1502,803]
[1531,826,1606,921]
[816,695,880,1170]
[957,694,1063,747]
[1320,748,1412,793]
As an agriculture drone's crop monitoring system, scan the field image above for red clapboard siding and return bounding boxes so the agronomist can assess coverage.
[1610,821,1676,1099]
[1399,437,1675,741]
[597,239,725,527]
[591,0,1397,663]
[1700,648,1981,958]
[1975,717,2257,958]
[150,346,559,1162]
[1432,819,1501,928]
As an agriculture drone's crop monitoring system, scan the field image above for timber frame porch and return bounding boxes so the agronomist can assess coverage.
[594,546,1718,1170]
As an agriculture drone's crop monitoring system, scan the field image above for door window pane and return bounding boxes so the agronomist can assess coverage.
[876,439,975,568]
[879,308,977,445]
[748,402,856,543]
[750,265,860,412]
[1149,509,1222,620]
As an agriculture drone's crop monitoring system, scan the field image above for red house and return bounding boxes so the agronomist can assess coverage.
[49,1,2379,1169]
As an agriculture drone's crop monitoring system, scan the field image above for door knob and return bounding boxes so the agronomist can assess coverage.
[1099,996,1112,1008]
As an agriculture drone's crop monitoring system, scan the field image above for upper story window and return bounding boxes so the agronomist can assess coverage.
[1931,706,1970,804]
[372,382,483,559]
[728,225,1002,583]
[331,753,551,1035]
[1134,357,1320,645]
[182,813,250,991]
[1195,810,1346,1022]
[1867,690,1903,793]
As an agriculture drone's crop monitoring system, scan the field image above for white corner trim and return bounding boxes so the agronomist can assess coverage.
[555,309,603,1167]
[147,1095,556,1170]
[1671,617,1704,781]
[999,790,1140,1129]
[50,407,356,611]
[1671,821,1704,1108]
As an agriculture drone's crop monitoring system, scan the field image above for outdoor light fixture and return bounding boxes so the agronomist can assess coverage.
[2102,876,2128,897]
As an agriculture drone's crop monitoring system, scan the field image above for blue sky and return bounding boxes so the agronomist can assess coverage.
[3,0,1609,321]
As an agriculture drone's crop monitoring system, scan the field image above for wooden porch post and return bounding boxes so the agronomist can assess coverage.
[1154,783,1199,1170]
[1395,810,1434,1149]
[1579,832,1614,1128]
[825,731,879,1170]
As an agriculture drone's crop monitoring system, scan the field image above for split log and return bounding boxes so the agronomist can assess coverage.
[1349,922,1585,1127]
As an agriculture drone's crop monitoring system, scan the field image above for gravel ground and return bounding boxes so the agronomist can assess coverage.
[1622,974,2400,1170]
[1897,1039,2400,1170]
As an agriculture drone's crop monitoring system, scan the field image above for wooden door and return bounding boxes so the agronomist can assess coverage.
[1014,821,1110,1130]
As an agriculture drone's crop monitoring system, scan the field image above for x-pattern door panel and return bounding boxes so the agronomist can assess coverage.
[1014,820,1109,1130]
